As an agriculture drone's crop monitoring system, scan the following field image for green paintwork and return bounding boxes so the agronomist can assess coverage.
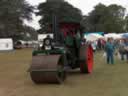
[32,48,65,56]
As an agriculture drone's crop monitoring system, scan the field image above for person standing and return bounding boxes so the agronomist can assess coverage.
[74,31,81,58]
[105,38,115,64]
[124,39,128,63]
[98,39,102,50]
[118,39,126,61]
[64,31,76,68]
[91,41,97,52]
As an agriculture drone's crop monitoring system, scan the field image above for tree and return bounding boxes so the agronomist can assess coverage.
[125,15,128,32]
[22,25,38,40]
[0,0,33,37]
[37,1,83,33]
[81,15,92,32]
[81,3,126,33]
[104,4,126,33]
[88,3,107,32]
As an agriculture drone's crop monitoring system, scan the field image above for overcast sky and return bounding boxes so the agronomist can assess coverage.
[26,0,128,29]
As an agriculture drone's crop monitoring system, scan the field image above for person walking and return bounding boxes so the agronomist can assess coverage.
[105,38,115,64]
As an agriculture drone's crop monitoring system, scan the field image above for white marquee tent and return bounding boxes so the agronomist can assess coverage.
[86,33,103,41]
[38,34,53,41]
[0,38,13,51]
[104,33,122,40]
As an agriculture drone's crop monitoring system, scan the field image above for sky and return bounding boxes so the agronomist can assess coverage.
[25,0,128,29]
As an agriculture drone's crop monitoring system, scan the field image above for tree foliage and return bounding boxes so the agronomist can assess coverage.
[82,3,126,33]
[37,1,83,33]
[0,0,33,37]
[125,15,128,32]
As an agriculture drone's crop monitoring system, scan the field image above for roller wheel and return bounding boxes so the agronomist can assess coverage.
[30,66,66,84]
[29,55,67,84]
[80,44,93,73]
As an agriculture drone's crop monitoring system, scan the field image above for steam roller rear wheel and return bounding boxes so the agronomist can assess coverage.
[80,44,93,73]
[29,55,66,84]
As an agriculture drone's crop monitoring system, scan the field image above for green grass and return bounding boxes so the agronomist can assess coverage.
[0,49,128,96]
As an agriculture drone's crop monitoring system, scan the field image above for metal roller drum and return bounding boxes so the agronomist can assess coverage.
[29,55,66,84]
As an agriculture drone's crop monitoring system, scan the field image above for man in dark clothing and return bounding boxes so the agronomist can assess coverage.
[98,39,102,50]
[124,39,128,63]
[42,35,53,50]
[65,32,76,68]
[74,32,81,58]
[118,40,126,61]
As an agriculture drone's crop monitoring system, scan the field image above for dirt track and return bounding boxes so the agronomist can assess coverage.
[0,49,128,96]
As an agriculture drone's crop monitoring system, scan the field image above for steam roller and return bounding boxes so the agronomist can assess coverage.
[29,16,93,84]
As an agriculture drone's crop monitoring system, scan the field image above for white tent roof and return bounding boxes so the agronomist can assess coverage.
[0,38,13,43]
[86,33,103,41]
[38,34,53,41]
[104,33,122,40]
[0,38,13,51]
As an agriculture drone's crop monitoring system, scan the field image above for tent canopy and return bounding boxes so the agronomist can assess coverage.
[38,34,53,41]
[85,33,103,41]
[122,33,128,38]
[104,33,122,40]
[84,32,104,36]
[0,38,13,51]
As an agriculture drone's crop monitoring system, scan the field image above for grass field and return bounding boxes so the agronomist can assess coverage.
[0,49,128,96]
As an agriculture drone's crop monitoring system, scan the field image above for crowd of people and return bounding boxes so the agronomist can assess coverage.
[90,39,106,52]
[89,38,128,64]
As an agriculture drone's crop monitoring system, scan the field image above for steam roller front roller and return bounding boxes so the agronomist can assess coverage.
[29,55,66,84]
[79,44,93,73]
